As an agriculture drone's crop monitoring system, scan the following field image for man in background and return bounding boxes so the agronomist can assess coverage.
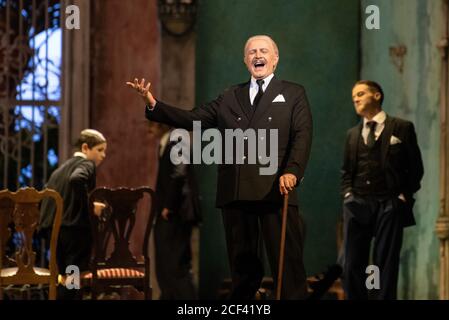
[341,80,424,299]
[149,122,201,299]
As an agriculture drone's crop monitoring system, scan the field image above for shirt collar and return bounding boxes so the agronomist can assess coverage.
[250,73,274,91]
[73,151,87,159]
[363,110,386,127]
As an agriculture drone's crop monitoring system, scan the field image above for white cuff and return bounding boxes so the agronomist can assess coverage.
[146,102,156,111]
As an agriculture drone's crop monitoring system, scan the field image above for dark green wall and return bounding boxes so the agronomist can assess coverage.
[196,0,360,298]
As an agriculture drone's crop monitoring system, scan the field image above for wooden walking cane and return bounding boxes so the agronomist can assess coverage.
[276,193,289,300]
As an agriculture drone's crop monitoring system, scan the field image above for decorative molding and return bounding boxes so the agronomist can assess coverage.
[158,0,197,37]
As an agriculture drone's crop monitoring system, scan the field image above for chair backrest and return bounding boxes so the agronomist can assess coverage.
[88,187,155,269]
[0,187,62,299]
[0,197,14,269]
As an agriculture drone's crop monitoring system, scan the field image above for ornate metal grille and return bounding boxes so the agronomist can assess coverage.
[0,0,61,191]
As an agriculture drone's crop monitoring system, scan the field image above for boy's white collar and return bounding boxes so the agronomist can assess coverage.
[74,152,87,159]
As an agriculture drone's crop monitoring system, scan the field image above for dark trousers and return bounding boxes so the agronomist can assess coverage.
[51,226,91,300]
[154,214,197,300]
[342,194,403,300]
[222,202,307,300]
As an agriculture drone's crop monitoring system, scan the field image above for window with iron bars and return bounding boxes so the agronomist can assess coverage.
[1,0,61,191]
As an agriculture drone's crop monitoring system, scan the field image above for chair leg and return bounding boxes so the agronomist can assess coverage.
[49,282,56,300]
[144,274,151,300]
[144,286,151,300]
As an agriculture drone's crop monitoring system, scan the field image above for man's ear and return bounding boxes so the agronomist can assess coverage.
[374,92,382,102]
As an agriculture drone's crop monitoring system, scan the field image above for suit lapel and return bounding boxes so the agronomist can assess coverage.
[251,77,283,124]
[381,116,395,167]
[234,81,252,120]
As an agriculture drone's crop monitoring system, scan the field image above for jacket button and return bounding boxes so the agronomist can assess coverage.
[237,117,242,121]
[366,180,371,185]
[268,117,272,121]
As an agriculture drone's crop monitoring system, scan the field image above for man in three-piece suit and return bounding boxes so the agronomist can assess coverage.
[341,80,424,299]
[150,122,202,299]
[127,35,313,299]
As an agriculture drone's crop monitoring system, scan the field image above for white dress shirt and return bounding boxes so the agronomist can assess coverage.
[249,73,274,105]
[362,110,386,145]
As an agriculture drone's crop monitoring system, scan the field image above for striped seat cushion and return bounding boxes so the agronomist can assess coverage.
[82,268,144,279]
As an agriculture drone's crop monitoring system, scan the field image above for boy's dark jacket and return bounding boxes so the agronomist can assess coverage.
[39,156,96,230]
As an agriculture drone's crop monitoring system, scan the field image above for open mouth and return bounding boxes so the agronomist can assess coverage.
[253,60,266,70]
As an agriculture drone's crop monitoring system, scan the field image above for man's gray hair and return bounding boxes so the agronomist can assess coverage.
[243,35,279,57]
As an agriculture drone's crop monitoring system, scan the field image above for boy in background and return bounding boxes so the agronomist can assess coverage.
[39,129,107,299]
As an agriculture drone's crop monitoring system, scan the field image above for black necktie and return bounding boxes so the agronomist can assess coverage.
[252,79,265,107]
[366,121,377,148]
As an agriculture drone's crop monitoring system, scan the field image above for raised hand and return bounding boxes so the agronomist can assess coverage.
[126,78,157,107]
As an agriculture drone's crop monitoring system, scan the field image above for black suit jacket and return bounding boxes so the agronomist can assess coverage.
[146,77,313,207]
[39,156,96,230]
[156,139,202,224]
[341,115,424,227]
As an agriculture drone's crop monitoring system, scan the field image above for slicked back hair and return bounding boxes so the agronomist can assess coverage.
[354,80,384,106]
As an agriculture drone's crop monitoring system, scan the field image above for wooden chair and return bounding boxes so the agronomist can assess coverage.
[0,187,63,300]
[82,187,155,300]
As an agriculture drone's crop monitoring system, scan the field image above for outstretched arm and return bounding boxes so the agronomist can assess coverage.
[127,77,221,130]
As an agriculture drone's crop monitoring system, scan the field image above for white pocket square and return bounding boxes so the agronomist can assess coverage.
[390,135,402,145]
[272,94,286,103]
